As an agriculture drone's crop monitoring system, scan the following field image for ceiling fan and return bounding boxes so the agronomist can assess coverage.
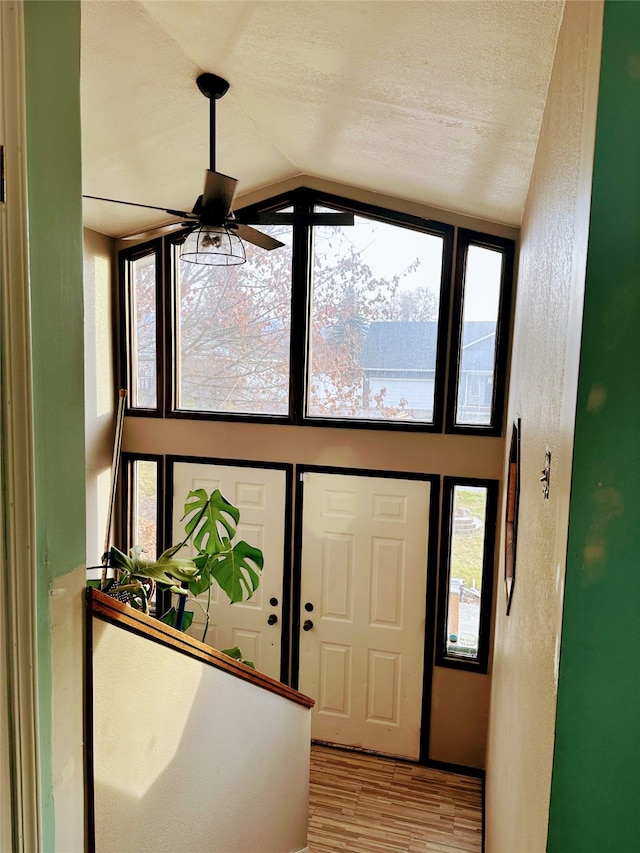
[84,73,354,264]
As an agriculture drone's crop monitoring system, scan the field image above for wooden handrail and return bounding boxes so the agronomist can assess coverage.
[87,587,314,709]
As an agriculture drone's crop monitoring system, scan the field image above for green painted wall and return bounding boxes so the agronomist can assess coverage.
[548,2,640,850]
[23,1,84,846]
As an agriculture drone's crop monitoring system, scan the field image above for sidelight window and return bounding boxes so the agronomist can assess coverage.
[436,477,498,672]
[121,453,162,560]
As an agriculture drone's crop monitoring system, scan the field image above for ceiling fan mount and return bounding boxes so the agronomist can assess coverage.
[84,72,354,256]
[196,72,230,100]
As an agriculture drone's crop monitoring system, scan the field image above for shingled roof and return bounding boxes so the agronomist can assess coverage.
[360,321,496,371]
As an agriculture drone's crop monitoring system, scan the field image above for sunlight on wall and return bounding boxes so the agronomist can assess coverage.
[93,467,111,564]
[93,254,112,418]
[84,229,116,566]
[93,620,202,798]
[92,616,311,853]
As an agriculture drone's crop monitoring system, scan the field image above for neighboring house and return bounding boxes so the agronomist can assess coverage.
[360,321,439,416]
[456,322,497,423]
[360,320,496,420]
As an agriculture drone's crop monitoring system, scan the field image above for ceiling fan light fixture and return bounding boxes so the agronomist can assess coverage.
[179,224,246,266]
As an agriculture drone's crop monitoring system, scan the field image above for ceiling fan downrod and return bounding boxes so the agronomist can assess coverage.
[196,72,230,174]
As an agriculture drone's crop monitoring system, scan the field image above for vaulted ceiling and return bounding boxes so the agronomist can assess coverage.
[80,0,564,239]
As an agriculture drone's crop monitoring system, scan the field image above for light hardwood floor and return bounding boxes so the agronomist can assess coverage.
[308,745,483,853]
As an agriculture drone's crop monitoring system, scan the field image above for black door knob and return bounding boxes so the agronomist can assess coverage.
[303,619,313,631]
[267,613,278,625]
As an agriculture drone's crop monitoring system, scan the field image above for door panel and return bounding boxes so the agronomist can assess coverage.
[298,472,430,760]
[172,462,287,680]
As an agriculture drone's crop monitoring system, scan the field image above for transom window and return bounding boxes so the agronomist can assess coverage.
[121,189,513,435]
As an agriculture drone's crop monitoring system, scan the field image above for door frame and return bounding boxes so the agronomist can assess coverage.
[292,464,440,764]
[0,2,41,849]
[166,455,294,684]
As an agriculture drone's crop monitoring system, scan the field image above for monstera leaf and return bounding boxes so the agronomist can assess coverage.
[188,553,215,598]
[159,607,194,631]
[192,540,264,603]
[110,545,199,594]
[182,489,239,555]
[221,646,255,669]
[99,485,266,657]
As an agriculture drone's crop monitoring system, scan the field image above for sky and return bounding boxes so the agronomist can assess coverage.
[316,214,503,322]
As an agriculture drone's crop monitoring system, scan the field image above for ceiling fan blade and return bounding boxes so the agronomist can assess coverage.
[231,223,285,251]
[121,221,195,242]
[201,170,238,222]
[83,194,194,220]
[245,211,355,227]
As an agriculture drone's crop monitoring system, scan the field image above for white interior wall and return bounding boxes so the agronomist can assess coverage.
[84,228,116,567]
[50,567,86,852]
[484,2,603,850]
[92,615,311,853]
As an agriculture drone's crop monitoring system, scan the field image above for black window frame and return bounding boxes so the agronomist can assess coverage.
[435,475,498,674]
[119,188,514,436]
[165,207,296,425]
[119,239,164,416]
[300,191,454,433]
[120,452,172,617]
[167,188,455,432]
[445,229,515,436]
[119,452,164,559]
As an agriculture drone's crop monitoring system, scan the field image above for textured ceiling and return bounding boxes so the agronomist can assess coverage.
[81,0,564,238]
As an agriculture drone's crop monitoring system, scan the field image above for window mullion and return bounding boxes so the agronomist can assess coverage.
[290,199,312,423]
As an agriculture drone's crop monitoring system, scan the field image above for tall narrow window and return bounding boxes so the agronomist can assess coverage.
[307,208,449,427]
[120,243,162,412]
[172,220,293,416]
[131,458,159,558]
[131,459,160,560]
[121,453,167,616]
[437,477,497,672]
[121,454,162,560]
[447,230,513,434]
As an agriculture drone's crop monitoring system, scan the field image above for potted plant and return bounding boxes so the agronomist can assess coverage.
[90,487,264,664]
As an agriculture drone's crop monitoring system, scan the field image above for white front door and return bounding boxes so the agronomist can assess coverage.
[298,472,431,760]
[172,461,288,681]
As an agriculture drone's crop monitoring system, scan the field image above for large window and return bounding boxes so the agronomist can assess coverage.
[307,209,447,425]
[120,190,513,435]
[173,221,293,416]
